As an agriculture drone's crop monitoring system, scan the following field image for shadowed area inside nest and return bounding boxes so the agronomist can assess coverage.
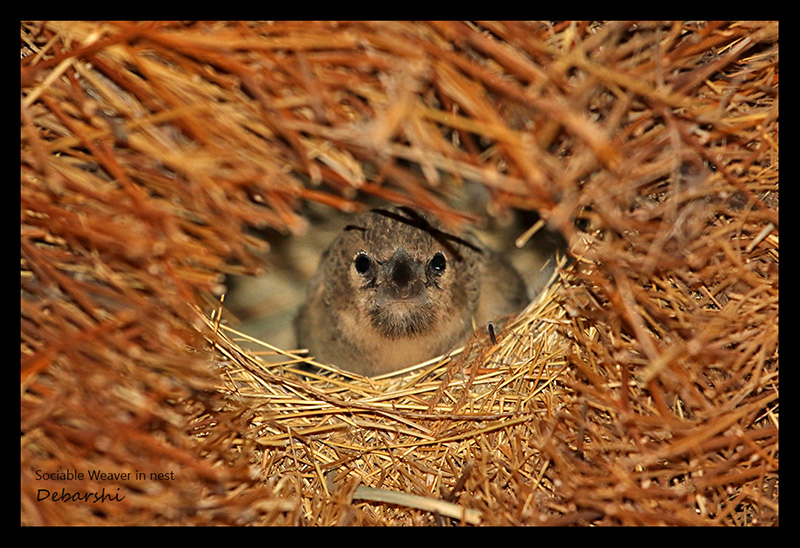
[21,21,777,526]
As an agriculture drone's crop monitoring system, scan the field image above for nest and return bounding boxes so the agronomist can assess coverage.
[21,21,778,526]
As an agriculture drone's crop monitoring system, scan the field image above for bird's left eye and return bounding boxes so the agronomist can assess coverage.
[429,252,446,273]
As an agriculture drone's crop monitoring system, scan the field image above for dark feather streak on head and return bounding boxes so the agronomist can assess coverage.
[371,207,481,261]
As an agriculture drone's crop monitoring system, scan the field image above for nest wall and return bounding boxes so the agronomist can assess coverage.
[21,21,778,525]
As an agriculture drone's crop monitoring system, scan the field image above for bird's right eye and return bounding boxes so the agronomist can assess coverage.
[354,252,372,274]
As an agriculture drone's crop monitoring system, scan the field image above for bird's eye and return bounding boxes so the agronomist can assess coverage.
[429,252,447,273]
[354,252,372,274]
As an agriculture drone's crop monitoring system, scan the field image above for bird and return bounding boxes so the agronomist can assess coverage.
[294,206,529,376]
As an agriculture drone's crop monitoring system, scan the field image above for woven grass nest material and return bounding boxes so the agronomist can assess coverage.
[21,21,778,526]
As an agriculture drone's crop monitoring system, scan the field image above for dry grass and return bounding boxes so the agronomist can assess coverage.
[22,21,777,525]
